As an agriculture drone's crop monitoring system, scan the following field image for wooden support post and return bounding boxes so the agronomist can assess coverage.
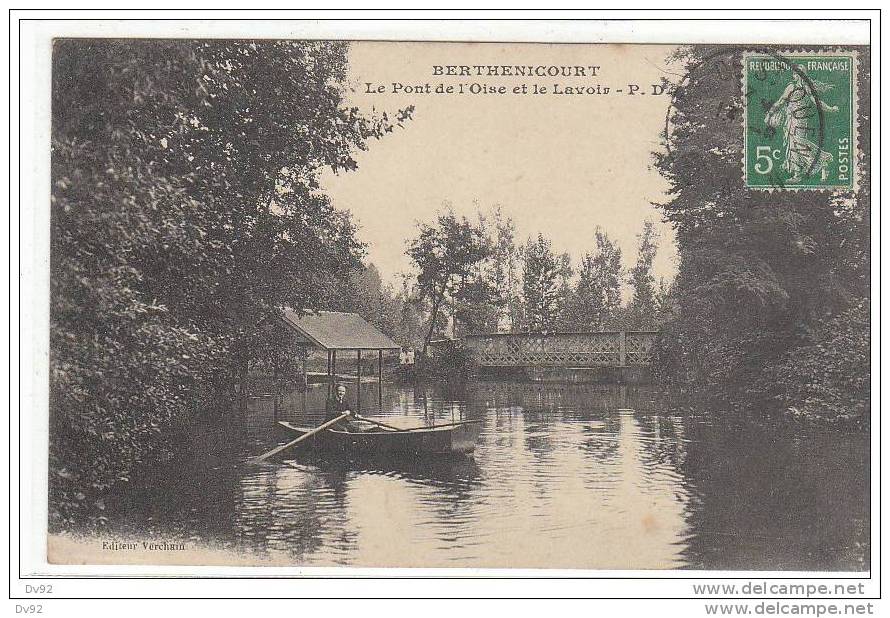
[378,349,383,408]
[619,331,627,367]
[326,350,332,399]
[301,352,308,418]
[331,350,337,397]
[356,349,362,414]
[272,362,278,423]
[238,357,248,417]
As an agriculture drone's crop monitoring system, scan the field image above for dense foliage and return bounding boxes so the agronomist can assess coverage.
[50,40,409,525]
[763,300,870,423]
[653,46,870,422]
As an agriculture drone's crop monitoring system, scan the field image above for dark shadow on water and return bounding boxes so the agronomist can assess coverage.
[281,448,483,492]
[677,412,870,571]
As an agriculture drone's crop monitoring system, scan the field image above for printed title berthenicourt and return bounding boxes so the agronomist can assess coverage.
[432,64,602,77]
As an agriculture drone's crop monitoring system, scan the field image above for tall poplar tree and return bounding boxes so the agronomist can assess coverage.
[627,220,659,329]
[522,234,564,332]
[566,228,624,331]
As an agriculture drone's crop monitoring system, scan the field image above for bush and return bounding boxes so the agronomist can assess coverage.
[416,340,478,381]
[761,300,870,424]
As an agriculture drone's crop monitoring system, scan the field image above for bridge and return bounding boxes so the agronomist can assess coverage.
[463,331,658,368]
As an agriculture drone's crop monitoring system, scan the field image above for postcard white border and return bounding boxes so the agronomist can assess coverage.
[10,9,879,607]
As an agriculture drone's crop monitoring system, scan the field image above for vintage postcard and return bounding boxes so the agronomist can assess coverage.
[19,18,874,587]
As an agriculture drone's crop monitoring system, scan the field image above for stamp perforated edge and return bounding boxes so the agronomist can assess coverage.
[741,49,860,194]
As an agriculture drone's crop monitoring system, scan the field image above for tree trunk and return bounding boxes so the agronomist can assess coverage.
[422,294,444,357]
[236,352,249,417]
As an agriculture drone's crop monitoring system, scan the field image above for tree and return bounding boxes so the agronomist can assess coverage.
[653,45,870,415]
[555,253,575,330]
[488,207,523,331]
[522,234,564,332]
[627,220,659,328]
[653,277,675,328]
[406,209,492,355]
[321,263,424,347]
[50,40,410,524]
[397,274,427,349]
[448,208,504,336]
[565,228,624,331]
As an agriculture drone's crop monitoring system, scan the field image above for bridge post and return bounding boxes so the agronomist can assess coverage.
[619,331,627,366]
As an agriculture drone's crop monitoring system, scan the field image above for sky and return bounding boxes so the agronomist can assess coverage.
[319,42,680,287]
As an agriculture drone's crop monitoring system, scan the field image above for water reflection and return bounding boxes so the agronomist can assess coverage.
[678,414,870,570]
[108,381,869,570]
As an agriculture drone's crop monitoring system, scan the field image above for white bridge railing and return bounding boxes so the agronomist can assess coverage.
[463,331,658,368]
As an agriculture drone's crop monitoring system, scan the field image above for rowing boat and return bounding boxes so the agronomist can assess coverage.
[276,420,478,455]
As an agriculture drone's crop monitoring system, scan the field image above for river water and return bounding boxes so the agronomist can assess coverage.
[111,381,869,570]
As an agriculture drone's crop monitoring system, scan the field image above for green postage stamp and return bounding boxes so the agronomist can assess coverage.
[743,51,857,190]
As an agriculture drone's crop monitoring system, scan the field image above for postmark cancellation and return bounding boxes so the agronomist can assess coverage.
[743,51,858,191]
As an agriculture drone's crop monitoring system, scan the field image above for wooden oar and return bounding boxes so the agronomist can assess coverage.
[352,413,403,432]
[353,414,481,432]
[403,419,483,431]
[248,412,350,465]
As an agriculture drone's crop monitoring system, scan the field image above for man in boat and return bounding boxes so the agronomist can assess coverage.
[325,384,356,431]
